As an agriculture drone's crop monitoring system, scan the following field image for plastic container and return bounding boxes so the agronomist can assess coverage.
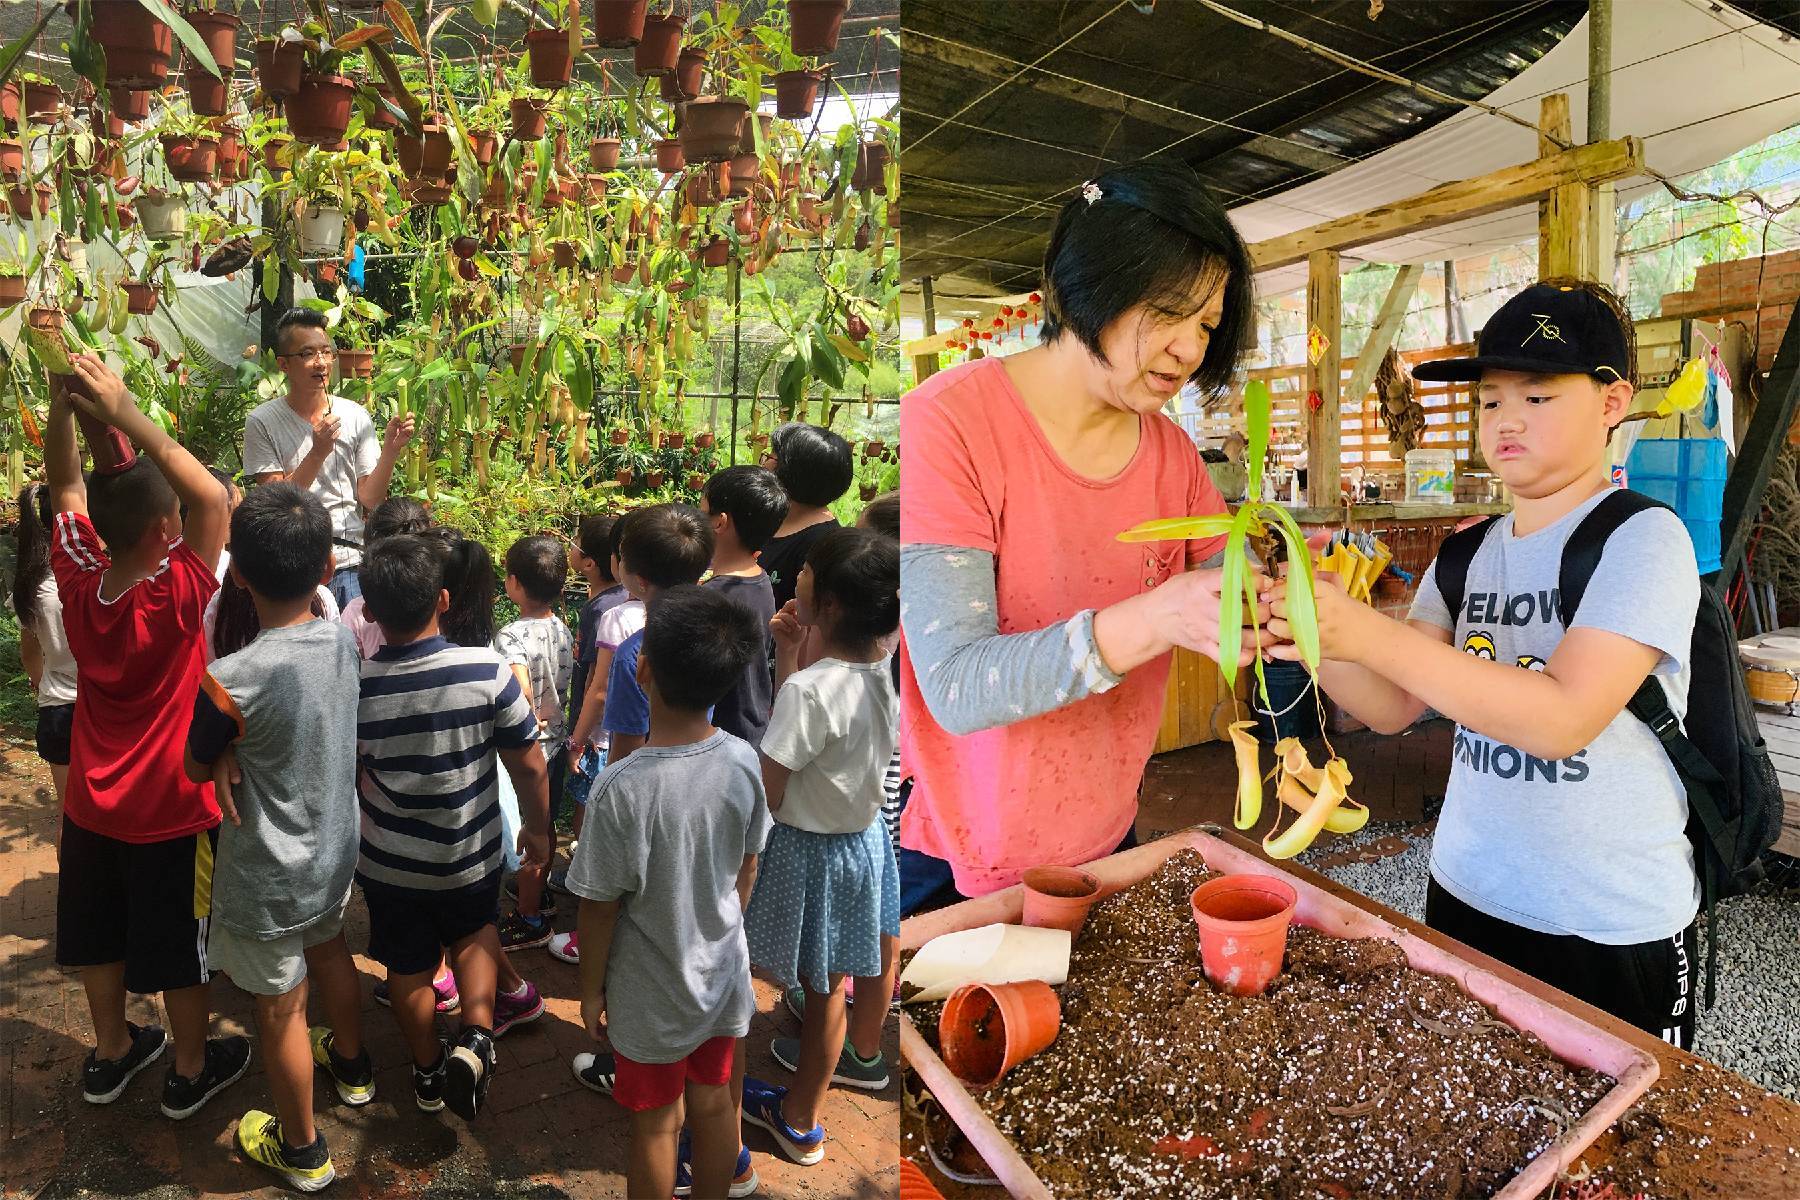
[1020,867,1102,935]
[1404,448,1456,503]
[1625,437,1728,573]
[939,980,1062,1089]
[1189,874,1297,996]
[1249,658,1320,745]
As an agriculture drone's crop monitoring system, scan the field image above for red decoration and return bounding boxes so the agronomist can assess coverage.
[1029,291,1042,304]
[1307,389,1323,412]
[962,317,974,328]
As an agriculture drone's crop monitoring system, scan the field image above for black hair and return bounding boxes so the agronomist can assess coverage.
[805,525,898,650]
[769,423,853,508]
[275,306,330,355]
[642,584,763,712]
[181,467,237,526]
[858,490,898,542]
[577,513,619,581]
[432,526,497,648]
[704,465,789,554]
[607,508,632,568]
[87,456,178,551]
[619,503,714,590]
[229,483,331,602]
[1037,160,1255,398]
[505,534,568,606]
[12,482,52,627]
[210,574,332,658]
[367,495,432,542]
[361,533,447,637]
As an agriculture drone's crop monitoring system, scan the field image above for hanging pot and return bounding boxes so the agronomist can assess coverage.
[609,427,631,446]
[409,179,453,206]
[262,135,292,173]
[644,470,666,489]
[728,152,757,198]
[681,173,712,208]
[588,136,622,171]
[420,122,454,176]
[365,83,399,130]
[591,0,648,47]
[122,281,158,315]
[289,74,355,145]
[255,38,304,100]
[664,431,686,449]
[108,83,151,123]
[184,7,241,78]
[5,182,50,219]
[509,96,549,141]
[0,275,24,308]
[395,129,423,177]
[654,138,684,174]
[24,83,62,123]
[671,48,704,100]
[481,169,509,208]
[0,82,15,127]
[788,0,850,56]
[578,172,608,203]
[773,69,823,121]
[677,96,748,164]
[337,348,375,378]
[470,129,498,167]
[74,0,174,90]
[136,190,187,240]
[635,12,682,75]
[161,133,218,183]
[0,140,19,179]
[526,28,575,89]
[213,125,240,166]
[615,467,635,487]
[737,111,773,157]
[299,203,346,256]
[694,431,715,449]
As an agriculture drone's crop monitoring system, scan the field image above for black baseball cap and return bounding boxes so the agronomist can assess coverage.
[1412,283,1630,384]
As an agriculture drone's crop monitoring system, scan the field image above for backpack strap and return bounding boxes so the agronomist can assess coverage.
[1554,489,1666,628]
[1431,516,1502,627]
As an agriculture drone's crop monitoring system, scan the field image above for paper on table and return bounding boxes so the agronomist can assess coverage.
[899,923,1072,1003]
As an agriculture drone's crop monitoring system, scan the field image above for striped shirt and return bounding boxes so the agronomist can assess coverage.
[357,636,538,891]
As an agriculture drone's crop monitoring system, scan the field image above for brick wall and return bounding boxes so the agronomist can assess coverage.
[1658,250,1800,442]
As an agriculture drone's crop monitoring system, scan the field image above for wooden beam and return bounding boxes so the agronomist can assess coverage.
[1538,94,1595,280]
[1248,136,1643,272]
[1306,250,1342,507]
[1343,264,1423,409]
[1718,302,1800,588]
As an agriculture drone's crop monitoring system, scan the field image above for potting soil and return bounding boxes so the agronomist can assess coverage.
[913,851,1619,1198]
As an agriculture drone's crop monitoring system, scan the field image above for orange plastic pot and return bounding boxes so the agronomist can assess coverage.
[671,48,704,100]
[108,83,151,123]
[509,96,549,141]
[588,136,622,171]
[77,0,174,90]
[1189,874,1297,997]
[1021,866,1102,935]
[654,138,685,174]
[288,73,355,146]
[939,981,1061,1090]
[255,38,304,99]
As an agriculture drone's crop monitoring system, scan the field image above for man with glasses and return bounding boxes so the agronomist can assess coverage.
[241,308,414,607]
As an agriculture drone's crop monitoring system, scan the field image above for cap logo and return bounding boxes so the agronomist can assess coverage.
[1522,313,1566,347]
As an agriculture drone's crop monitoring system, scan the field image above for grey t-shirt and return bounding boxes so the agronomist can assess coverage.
[1410,488,1702,944]
[565,731,773,1063]
[242,396,380,569]
[188,619,363,938]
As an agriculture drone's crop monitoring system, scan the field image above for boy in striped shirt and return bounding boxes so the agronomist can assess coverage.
[356,534,553,1121]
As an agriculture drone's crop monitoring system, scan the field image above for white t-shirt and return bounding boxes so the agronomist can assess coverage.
[241,395,380,569]
[760,656,898,835]
[595,598,646,652]
[31,575,77,707]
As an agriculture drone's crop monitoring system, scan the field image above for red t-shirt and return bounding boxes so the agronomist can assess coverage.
[52,511,220,842]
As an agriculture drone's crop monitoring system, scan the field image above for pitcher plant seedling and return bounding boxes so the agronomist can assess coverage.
[1117,379,1367,858]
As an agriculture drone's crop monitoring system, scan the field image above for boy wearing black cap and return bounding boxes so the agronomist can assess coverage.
[1266,279,1703,1048]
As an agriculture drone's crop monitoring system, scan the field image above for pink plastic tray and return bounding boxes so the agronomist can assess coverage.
[900,828,1660,1199]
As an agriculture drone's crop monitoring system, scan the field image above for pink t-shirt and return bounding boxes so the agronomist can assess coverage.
[899,356,1228,895]
[339,595,386,659]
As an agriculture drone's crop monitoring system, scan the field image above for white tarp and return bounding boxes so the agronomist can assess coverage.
[1234,3,1800,294]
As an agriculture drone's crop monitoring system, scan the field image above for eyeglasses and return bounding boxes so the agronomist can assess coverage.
[279,348,337,362]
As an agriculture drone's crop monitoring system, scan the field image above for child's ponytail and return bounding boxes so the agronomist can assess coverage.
[433,526,497,648]
[805,526,899,651]
[11,483,52,628]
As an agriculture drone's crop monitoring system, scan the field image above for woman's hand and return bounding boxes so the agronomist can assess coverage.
[1144,567,1274,669]
[1266,570,1368,664]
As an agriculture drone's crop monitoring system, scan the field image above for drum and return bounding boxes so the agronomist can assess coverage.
[1741,631,1800,713]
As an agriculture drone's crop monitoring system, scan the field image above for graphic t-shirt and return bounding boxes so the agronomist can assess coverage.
[496,615,575,748]
[241,396,380,569]
[1410,488,1702,944]
[760,519,839,610]
[704,572,777,746]
[52,512,220,842]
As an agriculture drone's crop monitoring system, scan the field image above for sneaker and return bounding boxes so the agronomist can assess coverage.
[375,971,460,1014]
[770,1037,889,1091]
[493,982,545,1037]
[571,1050,615,1096]
[82,1022,167,1105]
[236,1109,335,1193]
[309,1027,375,1106]
[446,1026,496,1120]
[413,1043,449,1113]
[547,931,580,964]
[741,1080,825,1166]
[674,1130,759,1198]
[160,1035,253,1120]
[546,867,573,896]
[503,876,560,913]
[497,910,554,952]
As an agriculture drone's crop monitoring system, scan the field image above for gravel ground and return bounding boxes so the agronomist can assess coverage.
[1297,821,1800,1099]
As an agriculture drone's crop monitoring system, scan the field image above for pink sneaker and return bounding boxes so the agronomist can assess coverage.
[547,931,579,964]
[374,970,461,1014]
[493,981,544,1037]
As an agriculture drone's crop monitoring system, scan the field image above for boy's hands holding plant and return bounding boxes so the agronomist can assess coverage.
[1265,569,1367,665]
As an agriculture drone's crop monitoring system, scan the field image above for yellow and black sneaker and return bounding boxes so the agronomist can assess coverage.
[309,1027,375,1107]
[236,1110,335,1192]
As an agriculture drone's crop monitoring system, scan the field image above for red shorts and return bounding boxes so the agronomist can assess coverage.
[612,1036,736,1112]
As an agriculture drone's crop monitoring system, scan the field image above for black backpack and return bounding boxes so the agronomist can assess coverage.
[1433,489,1784,1008]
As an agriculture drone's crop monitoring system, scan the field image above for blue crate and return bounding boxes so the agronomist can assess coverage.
[1626,437,1728,526]
[1685,515,1721,574]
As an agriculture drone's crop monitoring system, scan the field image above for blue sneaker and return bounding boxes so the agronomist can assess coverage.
[741,1079,824,1166]
[674,1130,759,1197]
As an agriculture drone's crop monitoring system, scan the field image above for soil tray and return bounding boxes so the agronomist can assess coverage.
[900,829,1660,1199]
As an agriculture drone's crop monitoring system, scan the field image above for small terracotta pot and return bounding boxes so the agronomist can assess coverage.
[635,12,683,74]
[645,469,666,489]
[608,427,631,446]
[0,139,20,179]
[679,95,748,163]
[108,83,151,123]
[289,73,356,146]
[526,28,574,88]
[122,280,158,314]
[78,0,174,89]
[24,82,61,123]
[0,275,24,307]
[671,48,704,100]
[470,129,498,167]
[592,0,648,47]
[687,472,706,491]
[185,7,241,76]
[654,138,684,174]
[612,261,636,284]
[1021,866,1102,936]
[337,347,374,378]
[664,431,685,449]
[255,38,304,99]
[161,133,218,183]
[552,240,579,270]
[509,96,549,141]
[774,68,823,121]
[702,238,730,268]
[789,0,850,56]
[694,431,715,449]
[939,981,1061,1090]
[588,136,622,171]
[1190,874,1297,998]
[509,344,531,371]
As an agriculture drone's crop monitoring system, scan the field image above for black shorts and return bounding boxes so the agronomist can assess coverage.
[359,873,502,976]
[35,703,73,766]
[56,816,219,995]
[1425,878,1697,1050]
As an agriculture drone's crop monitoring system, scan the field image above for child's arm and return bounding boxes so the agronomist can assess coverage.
[499,742,553,870]
[577,897,619,1039]
[68,355,227,569]
[566,646,614,768]
[43,391,85,517]
[759,757,791,814]
[736,854,759,911]
[771,600,804,691]
[1271,576,1664,761]
[19,625,42,693]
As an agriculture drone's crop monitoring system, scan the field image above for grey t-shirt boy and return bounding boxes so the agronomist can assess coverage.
[565,731,773,1064]
[1409,487,1702,945]
[188,619,363,938]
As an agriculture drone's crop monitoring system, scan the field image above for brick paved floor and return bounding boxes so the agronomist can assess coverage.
[0,743,898,1199]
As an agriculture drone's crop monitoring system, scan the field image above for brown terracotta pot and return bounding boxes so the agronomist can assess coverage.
[24,83,61,123]
[592,0,648,47]
[588,136,622,171]
[420,123,454,176]
[644,470,665,489]
[509,96,549,141]
[678,96,748,163]
[9,182,49,218]
[78,0,174,90]
[409,179,453,206]
[289,74,356,146]
[578,172,608,203]
[161,133,218,183]
[789,0,849,55]
[122,280,158,314]
[105,83,149,124]
[0,140,20,179]
[0,82,15,127]
[337,347,375,378]
[185,7,240,76]
[255,38,304,99]
[654,138,684,174]
[0,274,23,307]
[737,112,773,157]
[612,261,636,284]
[615,468,635,487]
[728,152,757,198]
[694,431,715,449]
[671,48,704,100]
[363,83,399,129]
[853,140,891,193]
[470,129,498,167]
[526,28,574,88]
[687,472,706,491]
[774,69,823,121]
[701,238,730,269]
[664,431,685,449]
[510,344,531,371]
[609,427,631,445]
[262,136,292,173]
[635,12,682,75]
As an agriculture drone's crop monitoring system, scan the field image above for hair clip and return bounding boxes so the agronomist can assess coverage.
[1080,181,1103,206]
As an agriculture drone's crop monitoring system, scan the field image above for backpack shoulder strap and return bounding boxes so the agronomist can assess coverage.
[1432,516,1501,627]
[1556,489,1669,628]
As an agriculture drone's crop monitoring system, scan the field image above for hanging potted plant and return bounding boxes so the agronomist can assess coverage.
[122,278,160,315]
[787,0,850,56]
[588,99,626,170]
[592,0,649,48]
[106,82,152,123]
[136,187,188,240]
[0,264,24,309]
[159,118,221,183]
[255,28,305,99]
[654,137,684,173]
[182,4,241,115]
[74,0,176,90]
[509,92,551,141]
[21,74,63,123]
[525,0,579,89]
[290,63,357,147]
[0,137,20,179]
[678,95,748,163]
[636,5,685,75]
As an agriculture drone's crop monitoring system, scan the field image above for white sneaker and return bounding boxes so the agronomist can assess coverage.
[548,931,579,964]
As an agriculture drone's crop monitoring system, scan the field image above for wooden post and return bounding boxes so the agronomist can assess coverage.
[1443,260,1468,343]
[1538,93,1594,279]
[1306,249,1342,506]
[1589,0,1617,285]
[1343,263,1423,411]
[914,276,941,383]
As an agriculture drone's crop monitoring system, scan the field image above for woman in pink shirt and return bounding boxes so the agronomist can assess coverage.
[899,161,1268,913]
